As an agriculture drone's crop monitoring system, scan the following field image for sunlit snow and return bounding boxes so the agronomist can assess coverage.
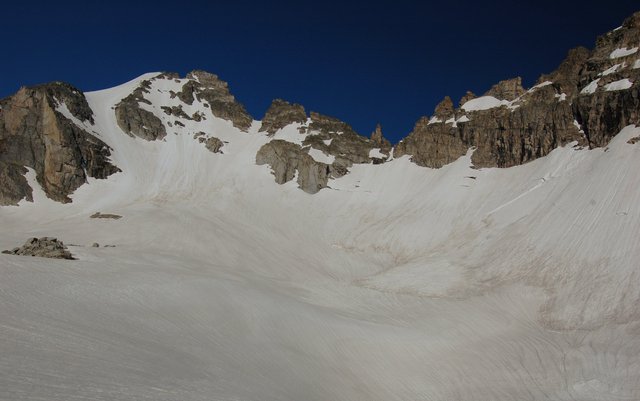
[1,73,640,401]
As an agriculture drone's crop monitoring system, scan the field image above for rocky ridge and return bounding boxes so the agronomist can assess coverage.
[0,11,639,203]
[395,11,640,168]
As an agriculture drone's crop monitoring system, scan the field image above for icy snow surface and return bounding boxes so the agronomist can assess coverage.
[600,63,624,76]
[307,147,335,164]
[368,148,386,159]
[460,95,510,111]
[609,46,639,58]
[1,73,640,401]
[528,81,552,91]
[581,78,601,94]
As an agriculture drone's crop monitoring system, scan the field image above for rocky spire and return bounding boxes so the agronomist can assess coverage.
[370,123,392,152]
[434,96,454,119]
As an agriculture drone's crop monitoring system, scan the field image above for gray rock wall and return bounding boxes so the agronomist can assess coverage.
[0,83,120,204]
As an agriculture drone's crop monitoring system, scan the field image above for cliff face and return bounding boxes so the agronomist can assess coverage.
[575,12,640,148]
[0,83,119,205]
[395,11,640,169]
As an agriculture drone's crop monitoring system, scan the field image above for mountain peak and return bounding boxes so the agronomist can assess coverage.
[259,99,307,135]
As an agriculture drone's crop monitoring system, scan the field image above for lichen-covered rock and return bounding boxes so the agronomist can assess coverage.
[2,237,75,260]
[0,83,120,204]
[259,99,307,135]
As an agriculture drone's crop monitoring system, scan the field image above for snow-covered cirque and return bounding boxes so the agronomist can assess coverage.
[2,75,640,401]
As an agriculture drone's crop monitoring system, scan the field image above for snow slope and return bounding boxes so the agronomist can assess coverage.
[1,74,640,401]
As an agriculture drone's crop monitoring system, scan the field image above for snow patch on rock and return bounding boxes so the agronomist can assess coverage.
[461,96,510,112]
[600,63,625,76]
[307,147,335,164]
[581,79,601,94]
[368,148,386,159]
[609,47,638,59]
[605,78,634,91]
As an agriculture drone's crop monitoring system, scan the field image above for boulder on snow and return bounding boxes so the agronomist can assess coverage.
[90,212,123,220]
[2,237,75,260]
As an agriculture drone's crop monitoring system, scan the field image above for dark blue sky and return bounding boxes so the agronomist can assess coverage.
[2,1,638,142]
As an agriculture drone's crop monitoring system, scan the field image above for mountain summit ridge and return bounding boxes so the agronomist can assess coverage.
[1,11,639,204]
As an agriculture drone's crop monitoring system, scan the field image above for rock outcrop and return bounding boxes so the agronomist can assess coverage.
[0,82,120,204]
[395,11,640,169]
[256,140,331,194]
[305,112,378,167]
[259,99,307,134]
[574,12,640,149]
[0,163,31,205]
[116,71,253,140]
[183,70,253,131]
[90,212,122,219]
[202,136,224,153]
[370,123,391,150]
[257,111,394,192]
[433,96,455,120]
[2,237,75,260]
[115,79,168,141]
[485,77,526,101]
